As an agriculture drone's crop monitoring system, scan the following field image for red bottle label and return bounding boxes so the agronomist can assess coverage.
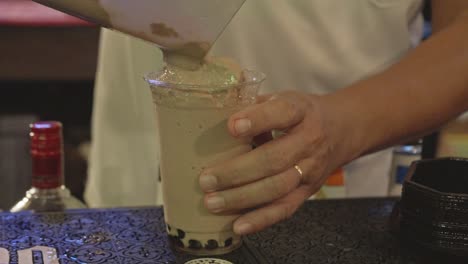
[31,154,63,189]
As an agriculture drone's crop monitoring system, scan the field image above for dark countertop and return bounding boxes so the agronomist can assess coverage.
[0,198,466,263]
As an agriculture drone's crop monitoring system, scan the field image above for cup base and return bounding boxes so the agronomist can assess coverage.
[166,224,241,256]
[174,239,242,256]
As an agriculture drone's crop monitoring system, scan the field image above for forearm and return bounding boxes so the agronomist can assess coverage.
[324,11,468,164]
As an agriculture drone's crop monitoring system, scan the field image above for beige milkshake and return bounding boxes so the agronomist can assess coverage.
[147,64,264,255]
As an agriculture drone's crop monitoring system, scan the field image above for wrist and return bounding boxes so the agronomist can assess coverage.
[315,93,366,168]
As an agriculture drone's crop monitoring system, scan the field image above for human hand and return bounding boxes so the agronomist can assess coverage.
[199,91,357,235]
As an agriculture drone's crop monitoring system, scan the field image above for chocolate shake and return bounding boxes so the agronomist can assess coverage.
[147,64,264,255]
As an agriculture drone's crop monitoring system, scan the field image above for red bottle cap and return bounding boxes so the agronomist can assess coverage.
[30,121,62,153]
[30,121,62,133]
[30,121,64,189]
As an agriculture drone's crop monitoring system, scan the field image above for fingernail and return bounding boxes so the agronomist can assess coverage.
[234,119,251,135]
[234,222,253,235]
[199,174,218,192]
[206,195,225,212]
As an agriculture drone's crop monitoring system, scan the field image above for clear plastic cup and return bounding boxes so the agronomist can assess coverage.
[145,70,265,255]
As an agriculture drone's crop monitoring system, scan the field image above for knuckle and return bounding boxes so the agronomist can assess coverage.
[251,108,270,131]
[264,175,287,199]
[279,202,295,221]
[302,133,317,155]
[223,189,249,210]
[300,126,325,157]
[291,133,314,163]
[275,100,303,126]
[225,168,244,187]
[233,191,250,209]
[273,99,291,112]
[260,147,288,174]
[286,102,302,123]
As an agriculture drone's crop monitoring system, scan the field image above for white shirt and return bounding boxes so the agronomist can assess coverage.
[85,0,424,207]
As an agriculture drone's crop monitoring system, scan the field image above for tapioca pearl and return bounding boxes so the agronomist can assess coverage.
[169,235,185,248]
[205,239,219,250]
[188,239,203,250]
[184,259,234,264]
[177,229,186,239]
[176,238,184,248]
[224,238,232,247]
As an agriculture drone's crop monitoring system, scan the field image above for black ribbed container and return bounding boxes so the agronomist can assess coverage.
[399,157,468,257]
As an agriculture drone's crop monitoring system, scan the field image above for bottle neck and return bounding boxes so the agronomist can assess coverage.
[26,186,69,199]
[31,150,64,189]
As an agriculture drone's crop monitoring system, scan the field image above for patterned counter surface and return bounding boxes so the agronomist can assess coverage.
[0,198,465,263]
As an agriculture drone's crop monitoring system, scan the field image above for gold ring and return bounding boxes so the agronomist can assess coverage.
[294,165,304,181]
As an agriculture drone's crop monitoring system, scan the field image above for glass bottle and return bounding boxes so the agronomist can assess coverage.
[388,142,422,197]
[10,121,86,212]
